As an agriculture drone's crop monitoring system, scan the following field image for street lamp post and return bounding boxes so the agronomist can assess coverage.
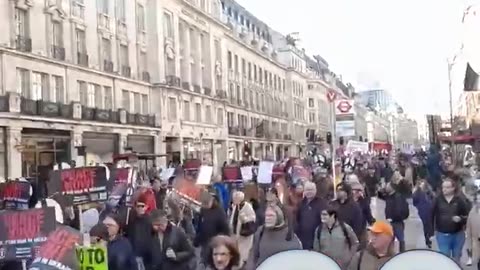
[447,55,458,164]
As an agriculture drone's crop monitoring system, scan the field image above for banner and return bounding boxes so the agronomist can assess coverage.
[0,207,56,260]
[0,180,31,209]
[29,225,82,270]
[76,245,108,270]
[107,167,134,207]
[49,167,108,205]
[172,178,209,212]
[222,166,241,182]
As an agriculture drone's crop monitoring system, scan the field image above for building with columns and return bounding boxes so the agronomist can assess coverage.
[0,0,354,180]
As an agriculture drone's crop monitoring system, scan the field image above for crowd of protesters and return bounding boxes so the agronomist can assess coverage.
[1,143,480,270]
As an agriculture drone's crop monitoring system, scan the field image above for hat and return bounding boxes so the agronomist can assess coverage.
[136,192,149,205]
[368,221,394,237]
[349,180,364,192]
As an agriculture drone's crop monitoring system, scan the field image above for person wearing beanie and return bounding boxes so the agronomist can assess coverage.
[102,214,138,270]
[245,204,302,270]
[330,183,364,240]
[126,193,153,270]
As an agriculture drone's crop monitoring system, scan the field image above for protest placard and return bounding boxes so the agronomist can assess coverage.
[222,165,242,182]
[172,178,209,212]
[0,180,31,209]
[76,245,108,270]
[240,166,253,181]
[197,165,213,185]
[29,225,82,270]
[49,167,108,205]
[257,161,274,184]
[0,207,56,260]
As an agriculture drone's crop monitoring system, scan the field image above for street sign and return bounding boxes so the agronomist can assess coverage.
[335,99,354,115]
[326,90,337,102]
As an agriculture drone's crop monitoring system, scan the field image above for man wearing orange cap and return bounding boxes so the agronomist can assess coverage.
[348,220,397,270]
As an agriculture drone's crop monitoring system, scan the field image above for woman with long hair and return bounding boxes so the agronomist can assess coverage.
[314,208,359,269]
[205,235,241,270]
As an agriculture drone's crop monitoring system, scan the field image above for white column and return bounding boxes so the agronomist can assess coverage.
[154,134,166,167]
[6,127,22,179]
[118,133,128,154]
[71,129,83,166]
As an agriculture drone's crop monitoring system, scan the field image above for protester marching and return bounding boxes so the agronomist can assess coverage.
[0,144,478,270]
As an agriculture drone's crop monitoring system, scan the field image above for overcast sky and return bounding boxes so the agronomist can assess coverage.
[236,0,470,119]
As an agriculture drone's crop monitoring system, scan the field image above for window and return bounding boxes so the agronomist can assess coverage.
[308,98,314,108]
[241,58,246,76]
[87,83,96,107]
[205,105,212,123]
[227,112,234,127]
[195,103,201,122]
[102,38,111,60]
[309,112,315,124]
[76,29,86,53]
[15,8,28,37]
[78,81,87,105]
[120,44,129,67]
[94,84,102,108]
[117,0,126,21]
[141,94,148,114]
[137,4,146,32]
[234,55,238,73]
[168,97,177,120]
[104,86,112,110]
[32,72,47,101]
[254,65,257,81]
[217,108,224,125]
[227,51,232,69]
[133,93,140,113]
[163,11,173,38]
[122,90,130,111]
[183,101,190,121]
[72,0,85,19]
[52,76,64,103]
[248,63,252,80]
[139,51,147,71]
[200,0,207,10]
[16,68,29,97]
[52,21,63,46]
[99,0,109,14]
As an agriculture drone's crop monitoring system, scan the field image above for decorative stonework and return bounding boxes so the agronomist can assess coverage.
[13,0,34,10]
[45,4,67,21]
[215,61,222,76]
[164,38,175,60]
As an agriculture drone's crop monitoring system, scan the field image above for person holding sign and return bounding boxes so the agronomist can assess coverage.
[101,214,138,270]
[150,209,195,270]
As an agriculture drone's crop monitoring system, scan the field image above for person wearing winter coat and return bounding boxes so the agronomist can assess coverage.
[245,204,302,270]
[432,178,470,262]
[102,214,138,270]
[412,179,434,248]
[350,180,374,249]
[378,182,409,252]
[330,183,364,239]
[126,193,154,270]
[195,194,231,264]
[348,221,396,270]
[229,191,257,266]
[295,181,328,250]
[150,210,195,270]
[466,196,480,269]
[314,207,359,269]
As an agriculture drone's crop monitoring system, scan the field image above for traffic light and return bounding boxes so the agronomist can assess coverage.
[326,132,332,144]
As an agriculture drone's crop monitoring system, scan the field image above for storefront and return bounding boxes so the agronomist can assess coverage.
[83,132,118,165]
[21,128,71,178]
[127,135,154,154]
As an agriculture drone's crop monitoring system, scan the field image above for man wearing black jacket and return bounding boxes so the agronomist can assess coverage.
[379,182,409,252]
[432,178,470,262]
[150,210,195,270]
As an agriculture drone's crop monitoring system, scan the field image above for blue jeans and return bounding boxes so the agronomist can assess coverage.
[391,221,405,242]
[435,231,465,261]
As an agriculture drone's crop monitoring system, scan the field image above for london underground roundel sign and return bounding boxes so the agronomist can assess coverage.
[337,100,352,113]
[256,250,341,270]
[380,249,462,270]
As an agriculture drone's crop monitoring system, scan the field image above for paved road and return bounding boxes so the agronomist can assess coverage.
[371,197,474,269]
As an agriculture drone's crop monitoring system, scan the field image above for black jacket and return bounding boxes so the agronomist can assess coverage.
[432,194,470,234]
[126,214,153,265]
[194,206,230,247]
[380,191,409,223]
[151,223,195,270]
[330,198,364,238]
[296,197,328,249]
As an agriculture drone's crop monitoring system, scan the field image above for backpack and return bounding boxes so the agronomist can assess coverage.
[255,226,292,261]
[316,222,352,249]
